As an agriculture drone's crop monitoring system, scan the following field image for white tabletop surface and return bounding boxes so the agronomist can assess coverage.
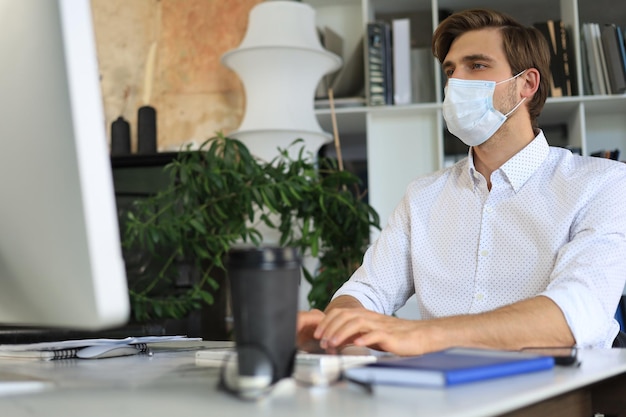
[0,342,625,417]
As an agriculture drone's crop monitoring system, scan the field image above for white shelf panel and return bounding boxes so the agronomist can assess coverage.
[580,95,626,117]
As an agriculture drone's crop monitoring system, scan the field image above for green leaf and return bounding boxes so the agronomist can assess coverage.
[189,219,206,235]
[279,189,291,207]
[198,290,215,305]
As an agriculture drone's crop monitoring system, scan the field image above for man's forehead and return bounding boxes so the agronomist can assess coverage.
[445,28,505,61]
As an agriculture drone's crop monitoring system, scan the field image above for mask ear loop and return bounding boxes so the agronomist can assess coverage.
[500,69,528,118]
[504,97,527,117]
[495,69,527,85]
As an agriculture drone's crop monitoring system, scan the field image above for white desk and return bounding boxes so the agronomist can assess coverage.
[0,343,624,417]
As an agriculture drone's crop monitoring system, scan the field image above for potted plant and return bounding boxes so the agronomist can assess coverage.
[121,133,379,338]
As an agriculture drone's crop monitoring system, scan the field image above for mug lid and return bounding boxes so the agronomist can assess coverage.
[226,246,301,269]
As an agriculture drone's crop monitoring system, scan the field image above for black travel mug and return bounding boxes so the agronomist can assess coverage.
[226,246,301,384]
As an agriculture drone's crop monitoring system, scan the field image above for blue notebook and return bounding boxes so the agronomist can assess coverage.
[343,348,554,387]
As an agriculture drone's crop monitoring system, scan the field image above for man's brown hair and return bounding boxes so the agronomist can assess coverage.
[432,9,550,127]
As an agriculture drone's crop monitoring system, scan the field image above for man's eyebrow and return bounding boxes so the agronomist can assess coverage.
[442,54,496,69]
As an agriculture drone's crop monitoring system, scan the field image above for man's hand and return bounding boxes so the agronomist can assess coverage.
[296,309,326,352]
[296,295,434,355]
[313,308,435,355]
[298,295,575,356]
[296,296,367,353]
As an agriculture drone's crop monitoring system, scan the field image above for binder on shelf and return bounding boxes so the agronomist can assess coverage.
[344,348,555,388]
[592,23,611,94]
[391,18,412,105]
[366,21,392,106]
[600,24,626,94]
[580,26,594,95]
[581,23,608,95]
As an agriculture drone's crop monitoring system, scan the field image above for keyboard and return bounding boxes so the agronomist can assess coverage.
[195,348,378,385]
[196,348,377,365]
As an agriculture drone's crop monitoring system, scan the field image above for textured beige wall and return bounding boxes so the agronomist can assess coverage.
[91,0,262,152]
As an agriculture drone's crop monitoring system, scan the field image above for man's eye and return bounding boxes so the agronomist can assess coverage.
[445,69,454,77]
[472,63,486,70]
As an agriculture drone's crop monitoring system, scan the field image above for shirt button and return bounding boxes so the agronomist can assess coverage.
[475,294,484,301]
[480,249,489,257]
[484,206,493,214]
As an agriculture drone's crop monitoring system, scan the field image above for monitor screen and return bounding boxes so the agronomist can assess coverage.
[0,0,130,329]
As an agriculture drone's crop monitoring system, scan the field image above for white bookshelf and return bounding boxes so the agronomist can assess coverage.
[308,0,626,241]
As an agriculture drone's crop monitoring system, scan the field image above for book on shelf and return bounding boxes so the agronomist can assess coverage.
[383,22,393,105]
[343,347,555,388]
[533,20,575,97]
[534,20,564,96]
[366,21,392,106]
[361,18,438,107]
[391,18,412,105]
[594,23,613,94]
[560,21,578,96]
[600,24,626,94]
[581,22,626,95]
[617,26,626,80]
[581,23,609,95]
[580,25,593,95]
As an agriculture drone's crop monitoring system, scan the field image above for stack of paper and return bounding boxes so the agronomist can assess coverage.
[0,335,200,360]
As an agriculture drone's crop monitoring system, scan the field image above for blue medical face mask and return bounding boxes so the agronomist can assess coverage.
[442,71,526,147]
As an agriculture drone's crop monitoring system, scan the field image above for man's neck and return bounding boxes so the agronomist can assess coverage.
[472,122,537,190]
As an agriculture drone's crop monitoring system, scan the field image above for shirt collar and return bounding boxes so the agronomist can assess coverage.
[465,130,550,192]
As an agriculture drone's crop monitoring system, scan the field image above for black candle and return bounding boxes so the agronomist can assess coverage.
[110,116,130,155]
[137,105,157,154]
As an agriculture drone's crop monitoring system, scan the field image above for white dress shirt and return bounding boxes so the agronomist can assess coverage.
[334,131,626,348]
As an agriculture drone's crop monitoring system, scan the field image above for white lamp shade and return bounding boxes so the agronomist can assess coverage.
[222,1,341,161]
[237,1,327,51]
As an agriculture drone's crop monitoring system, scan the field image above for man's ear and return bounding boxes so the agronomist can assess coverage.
[521,68,540,98]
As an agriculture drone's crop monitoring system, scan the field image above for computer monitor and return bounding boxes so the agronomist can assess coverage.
[0,0,130,329]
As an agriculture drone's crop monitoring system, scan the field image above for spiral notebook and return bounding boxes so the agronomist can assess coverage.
[0,335,198,360]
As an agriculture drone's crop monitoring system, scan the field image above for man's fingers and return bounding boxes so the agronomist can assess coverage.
[318,309,379,349]
[296,310,326,351]
[353,329,390,349]
[297,309,324,331]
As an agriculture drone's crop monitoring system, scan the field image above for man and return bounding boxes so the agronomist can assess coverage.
[297,9,626,355]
